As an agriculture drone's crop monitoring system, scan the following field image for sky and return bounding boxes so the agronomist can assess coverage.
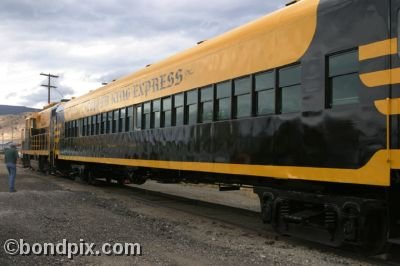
[0,0,284,108]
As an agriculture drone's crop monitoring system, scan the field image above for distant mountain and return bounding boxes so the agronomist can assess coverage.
[0,105,39,115]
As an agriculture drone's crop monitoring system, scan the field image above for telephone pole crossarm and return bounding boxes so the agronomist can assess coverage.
[40,73,59,104]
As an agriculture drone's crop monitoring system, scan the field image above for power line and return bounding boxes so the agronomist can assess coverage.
[40,73,59,104]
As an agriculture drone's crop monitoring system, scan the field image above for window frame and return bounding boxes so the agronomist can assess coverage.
[326,49,360,108]
[278,63,302,114]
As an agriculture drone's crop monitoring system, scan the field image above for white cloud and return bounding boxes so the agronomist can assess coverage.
[0,0,283,108]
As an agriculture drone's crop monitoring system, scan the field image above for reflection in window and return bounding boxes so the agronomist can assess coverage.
[279,64,301,113]
[328,50,360,106]
[255,71,275,115]
[143,102,151,129]
[152,99,161,128]
[216,81,231,120]
[162,97,172,127]
[186,90,198,125]
[135,105,142,130]
[200,86,213,123]
[234,76,251,118]
[126,107,133,132]
[174,93,184,126]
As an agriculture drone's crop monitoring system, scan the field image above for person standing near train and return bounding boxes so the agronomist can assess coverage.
[4,144,18,192]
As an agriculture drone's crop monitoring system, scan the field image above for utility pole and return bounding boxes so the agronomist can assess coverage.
[40,73,59,104]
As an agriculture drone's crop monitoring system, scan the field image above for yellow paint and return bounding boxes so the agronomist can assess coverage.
[59,149,393,187]
[375,98,400,115]
[360,68,400,87]
[359,38,398,61]
[21,150,49,156]
[62,0,319,121]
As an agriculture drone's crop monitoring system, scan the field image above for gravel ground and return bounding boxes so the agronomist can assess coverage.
[0,165,380,265]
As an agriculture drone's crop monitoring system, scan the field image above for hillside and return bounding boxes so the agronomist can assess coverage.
[0,114,28,144]
[0,105,39,115]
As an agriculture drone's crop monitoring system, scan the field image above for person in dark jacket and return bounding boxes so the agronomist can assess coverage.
[4,144,18,192]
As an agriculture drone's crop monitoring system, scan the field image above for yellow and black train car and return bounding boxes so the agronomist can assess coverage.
[22,0,400,252]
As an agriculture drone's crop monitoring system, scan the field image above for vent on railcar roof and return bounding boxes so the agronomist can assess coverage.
[286,0,301,6]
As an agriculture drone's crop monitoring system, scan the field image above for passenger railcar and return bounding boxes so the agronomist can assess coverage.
[22,0,400,253]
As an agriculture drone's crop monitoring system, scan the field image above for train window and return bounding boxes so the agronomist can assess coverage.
[112,110,118,133]
[82,118,87,136]
[200,86,214,123]
[92,116,97,135]
[216,81,231,120]
[234,76,251,118]
[328,50,360,106]
[86,117,90,136]
[162,97,172,127]
[119,108,125,132]
[152,99,161,128]
[107,112,112,134]
[255,71,275,115]
[186,89,198,125]
[65,122,69,137]
[135,105,142,130]
[126,107,133,132]
[101,113,106,134]
[143,102,151,129]
[96,114,101,135]
[174,93,184,126]
[74,120,78,137]
[398,9,400,57]
[279,64,302,113]
[79,119,84,137]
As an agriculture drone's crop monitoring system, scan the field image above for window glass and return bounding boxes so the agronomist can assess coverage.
[126,107,133,132]
[201,101,213,123]
[154,111,161,128]
[216,81,231,99]
[174,93,184,107]
[143,102,151,129]
[234,76,251,118]
[217,97,231,120]
[164,111,172,127]
[119,108,125,132]
[186,90,198,105]
[236,94,251,118]
[112,110,118,133]
[91,116,95,135]
[188,104,198,125]
[279,65,301,87]
[107,111,112,133]
[201,86,213,101]
[280,64,301,113]
[143,102,151,114]
[82,119,86,136]
[329,50,358,77]
[135,106,142,130]
[101,113,106,134]
[162,97,171,110]
[331,75,360,105]
[175,106,184,126]
[257,89,275,115]
[153,99,160,112]
[281,85,301,113]
[234,76,251,96]
[328,50,360,107]
[255,71,274,91]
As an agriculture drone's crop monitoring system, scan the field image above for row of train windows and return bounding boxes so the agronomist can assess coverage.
[64,49,360,138]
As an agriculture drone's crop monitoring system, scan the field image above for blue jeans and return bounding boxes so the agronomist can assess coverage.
[6,163,16,192]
